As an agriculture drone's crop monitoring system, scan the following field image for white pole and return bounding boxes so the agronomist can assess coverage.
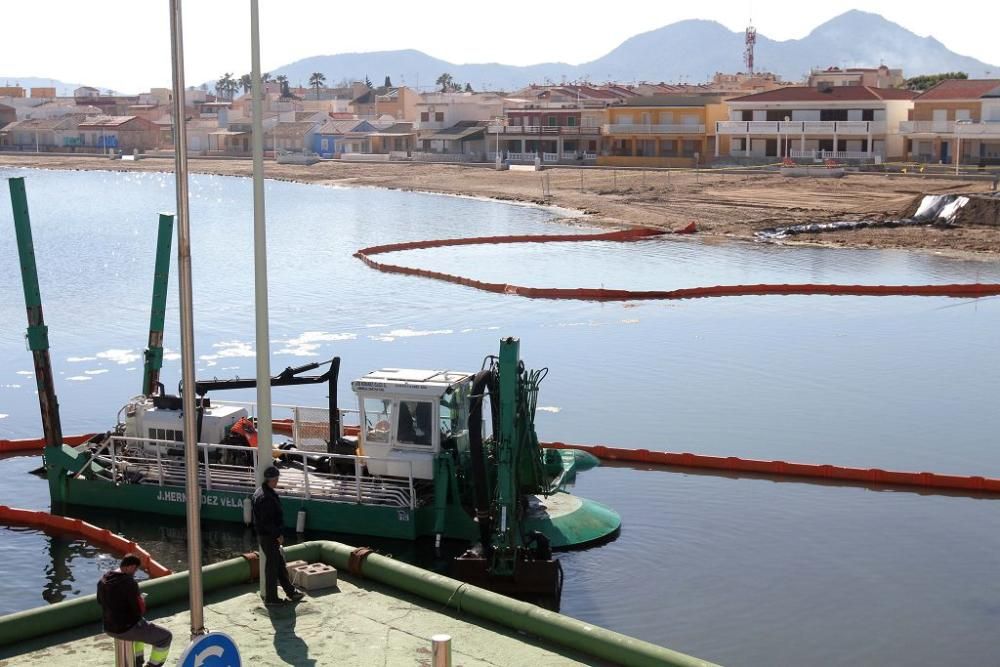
[249,0,274,600]
[168,0,205,638]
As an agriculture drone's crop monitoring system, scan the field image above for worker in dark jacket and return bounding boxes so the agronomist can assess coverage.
[96,554,172,667]
[252,465,304,606]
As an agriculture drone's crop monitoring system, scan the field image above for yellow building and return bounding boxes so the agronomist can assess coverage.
[598,95,729,168]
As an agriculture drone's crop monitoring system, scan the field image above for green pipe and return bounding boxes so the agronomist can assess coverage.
[0,542,717,667]
[305,541,716,667]
[0,553,253,647]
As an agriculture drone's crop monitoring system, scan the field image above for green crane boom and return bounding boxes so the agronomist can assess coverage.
[142,213,175,395]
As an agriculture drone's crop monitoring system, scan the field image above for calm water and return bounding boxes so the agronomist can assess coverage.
[2,167,1000,666]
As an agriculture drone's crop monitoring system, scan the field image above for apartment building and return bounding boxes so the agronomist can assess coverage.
[899,79,1000,165]
[715,85,915,162]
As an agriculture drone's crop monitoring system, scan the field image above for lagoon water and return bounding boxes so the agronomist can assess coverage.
[2,167,1000,666]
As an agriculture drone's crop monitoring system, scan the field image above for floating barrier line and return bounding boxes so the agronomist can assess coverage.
[0,433,95,453]
[0,505,172,578]
[15,431,998,496]
[544,442,1000,495]
[353,227,1000,302]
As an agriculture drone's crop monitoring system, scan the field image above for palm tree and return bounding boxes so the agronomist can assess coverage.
[275,74,289,97]
[239,74,252,94]
[308,72,326,100]
[215,72,238,100]
[436,73,454,93]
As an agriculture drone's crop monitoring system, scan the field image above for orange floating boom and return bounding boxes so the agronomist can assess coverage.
[544,442,1000,494]
[0,433,96,453]
[354,228,1000,302]
[0,505,172,578]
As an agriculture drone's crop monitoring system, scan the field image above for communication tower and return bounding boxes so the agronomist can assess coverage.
[744,23,757,75]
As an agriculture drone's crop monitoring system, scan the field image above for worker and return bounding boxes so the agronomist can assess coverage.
[252,465,304,606]
[96,554,172,667]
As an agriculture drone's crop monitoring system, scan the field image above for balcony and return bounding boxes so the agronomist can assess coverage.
[601,123,705,135]
[717,120,886,135]
[486,125,601,135]
[901,120,1000,138]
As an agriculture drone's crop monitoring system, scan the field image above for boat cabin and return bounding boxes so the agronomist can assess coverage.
[351,369,474,480]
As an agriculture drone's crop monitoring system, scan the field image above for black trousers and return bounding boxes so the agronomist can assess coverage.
[260,537,295,601]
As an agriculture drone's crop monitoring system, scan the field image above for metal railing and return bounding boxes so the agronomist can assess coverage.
[487,125,600,135]
[717,120,886,135]
[602,123,705,134]
[789,149,883,161]
[94,434,418,509]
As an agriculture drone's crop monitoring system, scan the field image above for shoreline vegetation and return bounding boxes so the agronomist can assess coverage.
[3,154,999,258]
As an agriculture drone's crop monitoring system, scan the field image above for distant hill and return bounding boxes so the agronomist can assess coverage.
[266,10,997,91]
[0,76,111,97]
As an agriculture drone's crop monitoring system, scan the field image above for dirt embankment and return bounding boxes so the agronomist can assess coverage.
[2,154,999,256]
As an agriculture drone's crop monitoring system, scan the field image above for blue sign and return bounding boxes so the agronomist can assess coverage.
[178,632,242,667]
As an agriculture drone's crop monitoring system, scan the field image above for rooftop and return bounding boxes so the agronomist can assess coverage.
[728,85,916,104]
[916,78,1000,101]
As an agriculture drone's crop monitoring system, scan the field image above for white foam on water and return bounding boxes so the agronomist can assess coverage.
[67,376,92,382]
[97,349,141,365]
[200,340,254,362]
[537,406,561,413]
[66,356,97,363]
[84,369,109,375]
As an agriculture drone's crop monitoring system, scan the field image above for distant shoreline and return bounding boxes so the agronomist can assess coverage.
[3,153,999,258]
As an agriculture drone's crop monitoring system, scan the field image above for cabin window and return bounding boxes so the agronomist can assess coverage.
[420,112,429,122]
[363,398,393,444]
[396,400,433,447]
[435,112,444,122]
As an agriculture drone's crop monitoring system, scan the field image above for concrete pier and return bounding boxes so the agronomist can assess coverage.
[0,574,602,666]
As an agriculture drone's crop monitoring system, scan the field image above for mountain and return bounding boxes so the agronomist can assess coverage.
[266,11,997,91]
[0,76,110,96]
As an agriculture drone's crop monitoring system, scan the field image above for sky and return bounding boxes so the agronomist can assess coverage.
[1,0,999,93]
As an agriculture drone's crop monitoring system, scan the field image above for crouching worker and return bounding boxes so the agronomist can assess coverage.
[97,554,172,667]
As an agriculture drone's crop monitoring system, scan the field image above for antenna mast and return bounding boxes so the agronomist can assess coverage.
[744,23,757,75]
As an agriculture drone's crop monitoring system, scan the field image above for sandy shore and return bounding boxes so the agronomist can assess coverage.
[3,153,999,257]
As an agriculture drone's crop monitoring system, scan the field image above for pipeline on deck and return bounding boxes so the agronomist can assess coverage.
[0,505,171,578]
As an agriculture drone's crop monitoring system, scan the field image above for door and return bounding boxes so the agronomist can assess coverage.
[940,141,949,164]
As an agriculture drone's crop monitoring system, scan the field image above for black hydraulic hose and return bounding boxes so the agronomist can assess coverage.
[328,357,341,454]
[468,369,494,549]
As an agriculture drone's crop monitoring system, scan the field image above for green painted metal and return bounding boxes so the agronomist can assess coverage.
[8,177,66,502]
[300,541,718,667]
[491,337,519,575]
[0,553,253,648]
[142,213,175,396]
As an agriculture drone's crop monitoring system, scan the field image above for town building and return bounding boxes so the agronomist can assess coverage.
[807,65,904,89]
[715,85,915,162]
[489,106,604,164]
[0,103,17,129]
[599,94,729,167]
[350,86,419,121]
[899,79,1000,165]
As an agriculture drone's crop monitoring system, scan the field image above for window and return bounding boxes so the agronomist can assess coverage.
[861,109,874,121]
[435,112,444,122]
[420,112,429,122]
[397,400,433,447]
[741,110,753,121]
[547,116,558,126]
[820,109,848,121]
[363,398,393,444]
[566,116,577,126]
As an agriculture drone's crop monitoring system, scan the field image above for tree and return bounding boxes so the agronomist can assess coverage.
[384,75,392,88]
[308,72,327,99]
[275,74,290,97]
[904,72,968,91]
[464,83,473,92]
[239,74,252,94]
[215,72,238,100]
[262,72,272,83]
[436,73,454,93]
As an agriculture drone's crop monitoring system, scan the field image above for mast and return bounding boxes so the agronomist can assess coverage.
[250,0,276,600]
[7,177,66,501]
[142,213,175,396]
[167,0,205,638]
